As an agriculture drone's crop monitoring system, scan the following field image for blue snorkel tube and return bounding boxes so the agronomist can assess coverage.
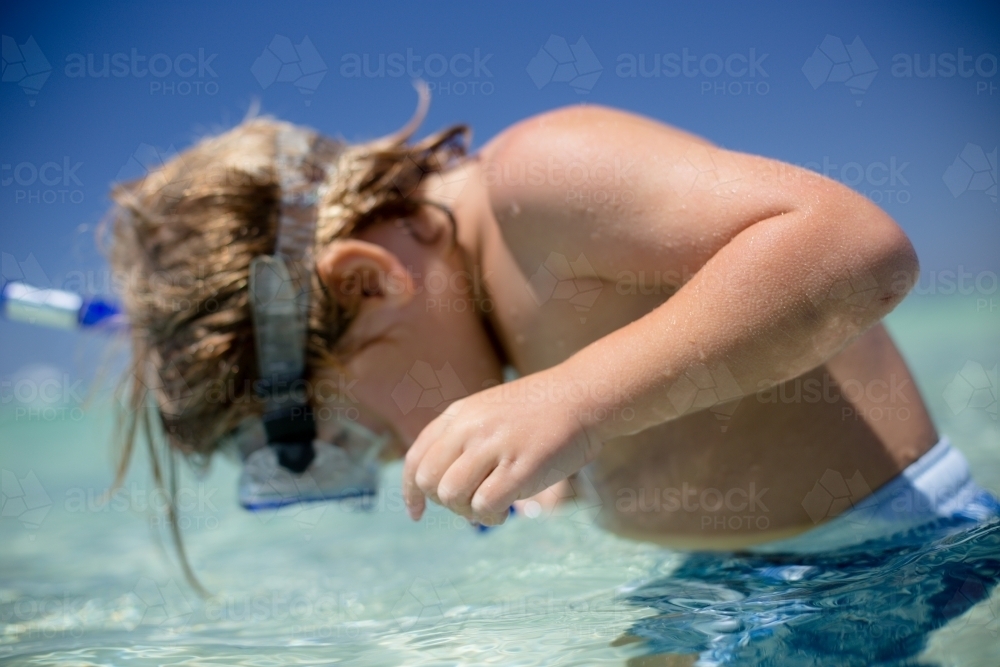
[1,280,126,332]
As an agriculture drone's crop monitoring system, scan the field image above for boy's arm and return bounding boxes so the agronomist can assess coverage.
[480,104,918,441]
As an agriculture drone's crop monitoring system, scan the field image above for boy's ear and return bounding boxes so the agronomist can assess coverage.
[314,240,414,310]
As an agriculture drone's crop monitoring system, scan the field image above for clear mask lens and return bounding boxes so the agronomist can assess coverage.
[232,418,389,511]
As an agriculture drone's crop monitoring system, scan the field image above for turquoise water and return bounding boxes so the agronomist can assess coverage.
[2,294,998,666]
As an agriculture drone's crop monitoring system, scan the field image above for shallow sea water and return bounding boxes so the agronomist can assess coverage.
[2,294,998,666]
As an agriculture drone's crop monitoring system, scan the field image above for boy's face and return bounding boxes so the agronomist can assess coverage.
[312,217,505,459]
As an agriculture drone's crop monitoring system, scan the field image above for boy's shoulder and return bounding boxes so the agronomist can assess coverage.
[477,103,716,167]
[446,103,887,289]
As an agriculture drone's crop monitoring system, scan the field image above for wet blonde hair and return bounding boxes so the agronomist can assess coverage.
[105,86,469,590]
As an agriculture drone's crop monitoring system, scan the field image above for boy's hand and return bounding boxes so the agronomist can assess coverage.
[402,370,604,526]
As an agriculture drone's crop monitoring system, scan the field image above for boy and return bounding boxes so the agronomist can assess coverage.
[109,92,988,557]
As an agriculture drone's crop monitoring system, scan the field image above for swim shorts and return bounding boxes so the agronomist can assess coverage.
[748,437,1000,554]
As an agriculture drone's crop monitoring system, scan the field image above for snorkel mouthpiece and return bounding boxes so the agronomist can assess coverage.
[269,438,315,474]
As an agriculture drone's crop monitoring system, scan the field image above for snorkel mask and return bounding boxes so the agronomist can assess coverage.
[0,125,391,512]
[227,125,390,511]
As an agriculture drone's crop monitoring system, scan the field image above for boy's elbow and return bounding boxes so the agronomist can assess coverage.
[831,193,920,313]
[881,224,919,306]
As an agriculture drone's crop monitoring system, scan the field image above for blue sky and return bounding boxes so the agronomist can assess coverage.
[1,0,998,381]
